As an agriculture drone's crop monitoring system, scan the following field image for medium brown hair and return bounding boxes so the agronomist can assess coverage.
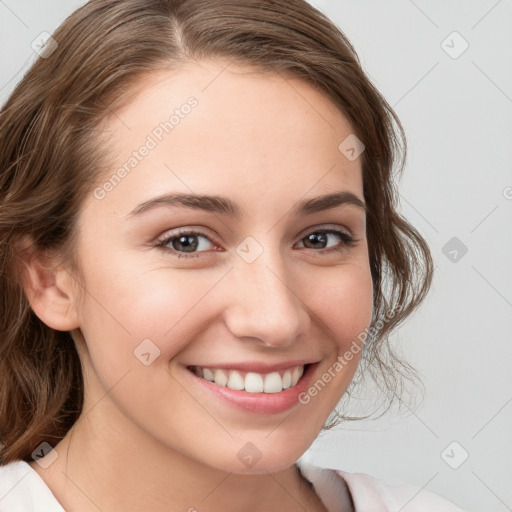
[0,0,433,464]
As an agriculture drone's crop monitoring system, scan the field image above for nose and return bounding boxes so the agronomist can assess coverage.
[222,243,311,348]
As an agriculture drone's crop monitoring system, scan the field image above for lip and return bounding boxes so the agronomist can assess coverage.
[182,361,319,414]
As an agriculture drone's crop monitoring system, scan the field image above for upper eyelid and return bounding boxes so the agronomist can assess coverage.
[156,226,216,245]
[297,224,354,239]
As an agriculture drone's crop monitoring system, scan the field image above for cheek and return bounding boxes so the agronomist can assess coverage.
[311,262,374,351]
[73,265,218,429]
[76,261,224,365]
[289,263,373,429]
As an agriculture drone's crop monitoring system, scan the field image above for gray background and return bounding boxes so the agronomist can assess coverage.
[1,1,511,511]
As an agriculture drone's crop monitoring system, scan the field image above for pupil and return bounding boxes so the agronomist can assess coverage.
[306,232,326,248]
[174,235,198,252]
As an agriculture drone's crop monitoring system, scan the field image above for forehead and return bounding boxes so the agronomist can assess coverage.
[88,59,364,218]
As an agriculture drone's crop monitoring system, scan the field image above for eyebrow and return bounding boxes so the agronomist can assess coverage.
[127,190,366,219]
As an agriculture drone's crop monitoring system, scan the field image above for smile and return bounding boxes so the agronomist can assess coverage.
[188,364,306,393]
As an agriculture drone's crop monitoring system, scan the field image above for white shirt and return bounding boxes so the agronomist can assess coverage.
[0,459,464,511]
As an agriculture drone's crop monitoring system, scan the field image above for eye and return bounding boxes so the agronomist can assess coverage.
[154,226,357,260]
[295,228,356,254]
[154,229,216,259]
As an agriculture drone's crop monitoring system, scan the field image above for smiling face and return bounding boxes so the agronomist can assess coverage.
[63,59,373,474]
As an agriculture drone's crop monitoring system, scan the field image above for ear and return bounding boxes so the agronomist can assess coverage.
[15,236,80,332]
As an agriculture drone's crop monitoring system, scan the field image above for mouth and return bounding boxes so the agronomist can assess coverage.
[187,364,309,393]
[184,361,318,414]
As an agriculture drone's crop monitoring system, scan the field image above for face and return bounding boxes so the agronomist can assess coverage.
[68,60,373,474]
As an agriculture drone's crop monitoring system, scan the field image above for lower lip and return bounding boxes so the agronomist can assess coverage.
[184,363,317,414]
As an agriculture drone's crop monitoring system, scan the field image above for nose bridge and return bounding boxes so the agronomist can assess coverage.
[223,237,309,346]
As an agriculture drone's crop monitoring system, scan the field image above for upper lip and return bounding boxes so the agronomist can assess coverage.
[186,359,318,374]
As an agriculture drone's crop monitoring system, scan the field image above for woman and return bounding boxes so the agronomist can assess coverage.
[0,0,464,510]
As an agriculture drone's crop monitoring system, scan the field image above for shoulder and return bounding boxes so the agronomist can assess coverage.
[333,468,465,512]
[296,459,465,512]
[0,460,65,512]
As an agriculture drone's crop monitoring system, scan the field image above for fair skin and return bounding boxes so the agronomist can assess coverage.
[21,59,372,512]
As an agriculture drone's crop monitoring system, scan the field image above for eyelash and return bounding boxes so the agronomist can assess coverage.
[154,227,357,259]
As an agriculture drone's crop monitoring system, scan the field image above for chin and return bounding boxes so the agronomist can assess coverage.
[201,433,316,475]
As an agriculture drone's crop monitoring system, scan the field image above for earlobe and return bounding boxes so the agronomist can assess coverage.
[15,236,80,332]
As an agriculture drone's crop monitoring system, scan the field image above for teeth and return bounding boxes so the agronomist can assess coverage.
[214,369,228,387]
[282,370,292,389]
[263,372,282,393]
[291,366,303,386]
[202,368,215,382]
[245,372,263,393]
[227,370,245,390]
[192,365,306,393]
